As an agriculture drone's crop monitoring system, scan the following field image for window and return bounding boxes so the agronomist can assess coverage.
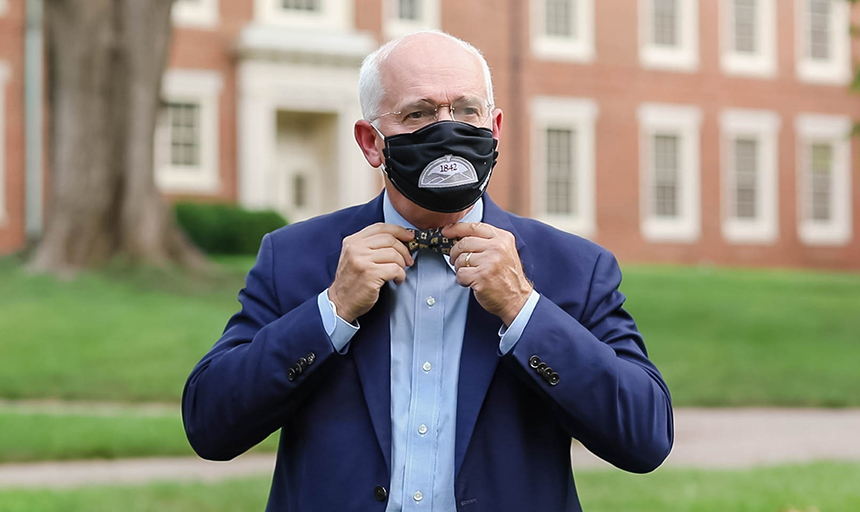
[720,109,781,244]
[795,0,851,84]
[0,0,7,17]
[155,69,223,194]
[531,97,599,238]
[720,0,776,77]
[531,0,594,62]
[639,0,698,71]
[0,62,8,226]
[383,0,439,39]
[795,114,852,245]
[172,0,219,28]
[638,103,702,243]
[256,0,352,31]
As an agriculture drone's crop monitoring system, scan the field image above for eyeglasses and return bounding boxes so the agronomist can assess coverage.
[371,98,493,131]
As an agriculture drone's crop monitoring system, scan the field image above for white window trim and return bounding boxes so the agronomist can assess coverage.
[531,96,599,239]
[638,0,699,72]
[156,69,223,194]
[720,109,781,244]
[795,113,852,246]
[0,62,9,226]
[0,0,8,17]
[638,103,702,243]
[254,0,352,32]
[383,0,440,40]
[719,0,777,78]
[530,0,595,62]
[172,0,220,29]
[795,0,851,85]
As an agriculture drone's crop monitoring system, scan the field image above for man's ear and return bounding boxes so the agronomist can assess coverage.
[491,108,504,149]
[355,120,384,168]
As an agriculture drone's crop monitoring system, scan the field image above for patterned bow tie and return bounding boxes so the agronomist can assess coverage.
[404,228,460,256]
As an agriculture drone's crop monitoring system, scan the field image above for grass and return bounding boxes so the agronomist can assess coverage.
[0,410,278,463]
[0,462,856,511]
[619,265,860,407]
[0,255,859,406]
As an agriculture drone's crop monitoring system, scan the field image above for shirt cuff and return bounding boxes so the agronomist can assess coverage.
[498,289,540,355]
[317,289,360,354]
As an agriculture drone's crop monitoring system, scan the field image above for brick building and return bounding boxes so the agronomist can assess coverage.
[1,0,859,269]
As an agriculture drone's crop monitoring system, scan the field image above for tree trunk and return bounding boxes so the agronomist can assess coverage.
[30,0,206,274]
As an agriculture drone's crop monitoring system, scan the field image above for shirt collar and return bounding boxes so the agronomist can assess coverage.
[382,190,483,271]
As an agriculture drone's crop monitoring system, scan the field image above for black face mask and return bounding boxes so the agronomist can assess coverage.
[379,120,498,214]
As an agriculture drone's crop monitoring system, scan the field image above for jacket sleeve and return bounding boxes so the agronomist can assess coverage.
[504,249,674,473]
[181,233,336,461]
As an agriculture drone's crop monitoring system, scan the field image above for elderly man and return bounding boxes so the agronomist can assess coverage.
[182,31,673,511]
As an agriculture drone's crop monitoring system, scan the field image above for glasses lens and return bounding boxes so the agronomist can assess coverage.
[452,99,489,126]
[400,104,439,130]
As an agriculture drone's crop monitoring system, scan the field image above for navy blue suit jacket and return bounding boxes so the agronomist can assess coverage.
[182,192,673,511]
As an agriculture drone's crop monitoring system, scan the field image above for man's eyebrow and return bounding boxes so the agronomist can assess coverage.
[398,96,475,110]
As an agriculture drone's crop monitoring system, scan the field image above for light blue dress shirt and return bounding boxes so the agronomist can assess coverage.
[317,191,539,511]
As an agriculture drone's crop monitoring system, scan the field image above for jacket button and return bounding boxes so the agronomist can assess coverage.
[293,363,303,376]
[528,355,541,369]
[287,368,296,382]
[298,357,308,370]
[374,485,388,502]
[306,352,316,365]
[536,362,547,374]
[548,372,560,386]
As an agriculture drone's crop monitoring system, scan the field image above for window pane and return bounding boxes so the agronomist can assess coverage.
[808,0,831,60]
[734,138,758,219]
[546,128,577,215]
[810,143,833,221]
[734,0,757,53]
[282,0,320,11]
[168,102,200,168]
[653,0,678,46]
[546,0,577,38]
[653,134,679,217]
[398,0,420,21]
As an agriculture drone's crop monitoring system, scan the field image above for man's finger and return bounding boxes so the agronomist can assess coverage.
[369,247,409,268]
[442,221,496,240]
[359,222,416,242]
[376,262,408,286]
[366,234,414,266]
[452,250,482,272]
[449,236,492,263]
[455,266,479,288]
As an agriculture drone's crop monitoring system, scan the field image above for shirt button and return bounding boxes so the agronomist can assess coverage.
[426,296,436,307]
[413,491,424,502]
[418,424,428,435]
[422,362,432,372]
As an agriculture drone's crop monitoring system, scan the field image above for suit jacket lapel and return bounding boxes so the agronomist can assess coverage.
[325,193,393,475]
[455,193,529,477]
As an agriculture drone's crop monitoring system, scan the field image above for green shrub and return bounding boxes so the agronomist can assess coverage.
[174,202,287,255]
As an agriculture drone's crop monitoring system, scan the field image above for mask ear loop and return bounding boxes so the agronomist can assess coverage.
[371,123,389,173]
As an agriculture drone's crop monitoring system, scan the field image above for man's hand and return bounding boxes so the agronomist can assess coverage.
[329,223,415,323]
[444,222,533,326]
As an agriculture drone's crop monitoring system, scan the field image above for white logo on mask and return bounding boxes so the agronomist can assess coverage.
[418,155,479,189]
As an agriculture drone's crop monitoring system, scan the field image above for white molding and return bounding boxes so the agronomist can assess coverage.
[0,0,8,17]
[155,69,224,194]
[383,0,440,40]
[638,0,699,72]
[254,0,353,32]
[719,0,777,78]
[237,60,378,214]
[530,0,595,62]
[795,0,851,85]
[719,109,781,244]
[530,96,599,239]
[172,0,219,29]
[236,23,376,65]
[0,61,9,227]
[795,113,852,246]
[637,103,702,243]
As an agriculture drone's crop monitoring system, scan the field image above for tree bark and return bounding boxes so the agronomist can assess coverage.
[30,0,206,274]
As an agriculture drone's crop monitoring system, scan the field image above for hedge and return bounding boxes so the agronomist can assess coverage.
[174,202,288,255]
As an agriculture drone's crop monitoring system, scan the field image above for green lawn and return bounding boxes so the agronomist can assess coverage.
[0,410,278,463]
[0,462,856,511]
[1,255,859,406]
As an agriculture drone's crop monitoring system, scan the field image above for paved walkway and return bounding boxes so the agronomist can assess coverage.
[1,408,859,489]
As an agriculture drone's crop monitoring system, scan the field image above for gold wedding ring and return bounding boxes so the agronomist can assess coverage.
[464,252,473,268]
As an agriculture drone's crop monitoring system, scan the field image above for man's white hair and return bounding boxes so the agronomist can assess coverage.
[358,30,495,123]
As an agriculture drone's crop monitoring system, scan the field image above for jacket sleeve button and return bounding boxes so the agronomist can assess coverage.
[307,352,316,365]
[287,368,296,382]
[548,372,560,386]
[374,485,388,502]
[528,355,541,369]
[298,357,308,370]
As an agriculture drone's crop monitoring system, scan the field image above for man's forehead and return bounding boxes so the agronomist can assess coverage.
[379,36,487,107]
